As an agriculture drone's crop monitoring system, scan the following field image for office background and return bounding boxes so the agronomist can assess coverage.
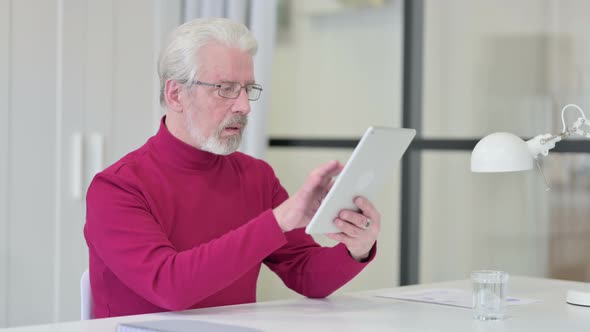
[1,0,589,328]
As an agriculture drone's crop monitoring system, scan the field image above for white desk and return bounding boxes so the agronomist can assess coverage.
[5,276,590,331]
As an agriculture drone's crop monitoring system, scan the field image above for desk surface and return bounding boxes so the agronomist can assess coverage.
[5,276,590,331]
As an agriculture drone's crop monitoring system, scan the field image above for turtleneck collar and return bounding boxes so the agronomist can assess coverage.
[150,116,222,170]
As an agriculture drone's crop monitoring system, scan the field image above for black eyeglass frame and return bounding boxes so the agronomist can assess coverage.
[192,80,263,101]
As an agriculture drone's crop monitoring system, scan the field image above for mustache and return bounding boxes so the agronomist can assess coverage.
[221,115,248,128]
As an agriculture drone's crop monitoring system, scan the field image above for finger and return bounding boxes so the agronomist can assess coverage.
[304,161,343,193]
[312,197,321,211]
[333,218,363,238]
[338,210,368,229]
[315,182,336,207]
[318,178,336,202]
[318,167,343,194]
[313,160,343,182]
[325,232,351,244]
[354,196,381,225]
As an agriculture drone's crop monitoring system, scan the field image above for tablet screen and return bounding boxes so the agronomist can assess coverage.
[305,126,415,234]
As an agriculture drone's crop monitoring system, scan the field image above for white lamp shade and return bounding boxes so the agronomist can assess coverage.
[471,132,534,172]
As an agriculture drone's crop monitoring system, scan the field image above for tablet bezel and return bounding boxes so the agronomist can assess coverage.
[304,126,416,234]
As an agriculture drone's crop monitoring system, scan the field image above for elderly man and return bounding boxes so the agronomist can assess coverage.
[84,17,381,319]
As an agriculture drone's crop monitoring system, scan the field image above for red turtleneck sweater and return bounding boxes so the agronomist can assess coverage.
[84,117,375,318]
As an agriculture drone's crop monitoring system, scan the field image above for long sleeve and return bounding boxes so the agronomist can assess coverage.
[85,172,287,311]
[263,172,376,298]
[264,231,376,298]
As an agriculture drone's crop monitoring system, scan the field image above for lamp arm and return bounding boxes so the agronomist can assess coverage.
[567,116,590,138]
[526,104,590,158]
[559,104,590,138]
[560,104,588,133]
[526,134,562,158]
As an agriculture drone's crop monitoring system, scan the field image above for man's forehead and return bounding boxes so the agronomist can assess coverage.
[199,43,252,62]
[198,50,255,82]
[200,66,255,82]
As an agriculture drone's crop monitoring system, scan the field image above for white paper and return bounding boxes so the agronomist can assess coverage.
[376,288,541,308]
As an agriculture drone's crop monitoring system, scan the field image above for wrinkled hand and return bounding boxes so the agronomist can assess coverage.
[273,160,343,232]
[326,197,380,262]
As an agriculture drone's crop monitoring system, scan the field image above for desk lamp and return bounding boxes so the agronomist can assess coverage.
[470,104,590,307]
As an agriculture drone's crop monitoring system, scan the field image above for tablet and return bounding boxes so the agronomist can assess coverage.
[305,126,416,234]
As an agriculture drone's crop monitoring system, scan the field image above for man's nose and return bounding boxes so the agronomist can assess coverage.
[232,88,251,114]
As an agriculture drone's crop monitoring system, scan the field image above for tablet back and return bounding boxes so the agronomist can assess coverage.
[305,126,415,234]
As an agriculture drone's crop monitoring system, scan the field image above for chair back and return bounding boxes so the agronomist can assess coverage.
[80,269,93,320]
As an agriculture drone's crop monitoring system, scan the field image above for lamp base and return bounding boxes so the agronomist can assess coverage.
[566,290,590,307]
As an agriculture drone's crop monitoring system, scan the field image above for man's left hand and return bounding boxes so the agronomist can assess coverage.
[325,196,380,262]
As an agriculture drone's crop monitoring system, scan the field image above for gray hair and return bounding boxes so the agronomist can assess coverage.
[158,17,258,107]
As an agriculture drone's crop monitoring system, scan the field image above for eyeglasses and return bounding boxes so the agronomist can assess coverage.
[192,81,263,101]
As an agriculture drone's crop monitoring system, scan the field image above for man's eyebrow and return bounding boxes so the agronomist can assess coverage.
[218,79,256,84]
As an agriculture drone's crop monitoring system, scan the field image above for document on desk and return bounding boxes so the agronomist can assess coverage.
[376,288,541,308]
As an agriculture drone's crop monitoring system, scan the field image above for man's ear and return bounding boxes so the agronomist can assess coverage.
[164,80,185,113]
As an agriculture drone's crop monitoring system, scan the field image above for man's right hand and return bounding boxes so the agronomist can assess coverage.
[273,160,343,232]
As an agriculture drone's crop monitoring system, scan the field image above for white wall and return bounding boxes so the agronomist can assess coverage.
[8,0,59,326]
[0,0,181,327]
[0,0,10,327]
[269,2,402,138]
[420,153,549,282]
[421,0,583,137]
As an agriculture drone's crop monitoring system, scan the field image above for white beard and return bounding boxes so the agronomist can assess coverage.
[185,110,247,156]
